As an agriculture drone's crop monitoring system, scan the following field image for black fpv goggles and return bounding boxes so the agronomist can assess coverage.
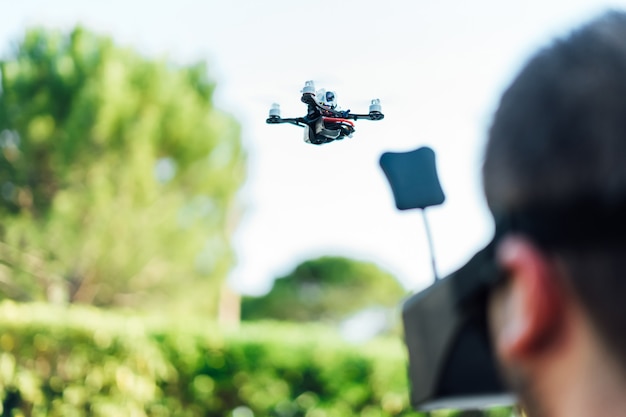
[401,239,510,410]
[380,147,624,410]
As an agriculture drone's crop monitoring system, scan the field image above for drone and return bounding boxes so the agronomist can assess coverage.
[266,80,384,145]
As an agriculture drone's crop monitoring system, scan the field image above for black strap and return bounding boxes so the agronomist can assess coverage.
[494,197,626,248]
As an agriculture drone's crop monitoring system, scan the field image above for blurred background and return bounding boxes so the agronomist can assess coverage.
[0,1,624,416]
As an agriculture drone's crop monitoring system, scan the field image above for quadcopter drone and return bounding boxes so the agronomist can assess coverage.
[266,80,384,145]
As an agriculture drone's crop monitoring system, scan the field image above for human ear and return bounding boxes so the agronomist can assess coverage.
[490,236,563,363]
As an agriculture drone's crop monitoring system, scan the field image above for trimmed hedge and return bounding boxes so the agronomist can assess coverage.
[0,301,420,417]
[0,302,513,417]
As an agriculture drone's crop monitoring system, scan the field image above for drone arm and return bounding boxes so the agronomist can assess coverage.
[344,99,384,121]
[301,93,317,106]
[266,116,307,127]
[305,98,384,121]
[345,112,385,121]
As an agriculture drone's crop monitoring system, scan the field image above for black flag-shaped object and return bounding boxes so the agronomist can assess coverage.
[379,147,445,210]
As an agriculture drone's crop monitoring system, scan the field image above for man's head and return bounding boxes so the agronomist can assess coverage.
[483,10,626,416]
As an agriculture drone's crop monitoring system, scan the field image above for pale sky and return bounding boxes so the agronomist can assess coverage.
[1,0,625,295]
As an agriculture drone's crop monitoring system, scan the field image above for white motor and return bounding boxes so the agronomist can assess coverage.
[301,80,316,95]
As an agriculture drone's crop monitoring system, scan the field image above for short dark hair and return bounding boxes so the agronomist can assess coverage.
[483,10,626,369]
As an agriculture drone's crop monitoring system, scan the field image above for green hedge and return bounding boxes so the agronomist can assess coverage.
[0,301,511,417]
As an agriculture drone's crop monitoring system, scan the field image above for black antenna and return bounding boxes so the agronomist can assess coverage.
[379,147,445,283]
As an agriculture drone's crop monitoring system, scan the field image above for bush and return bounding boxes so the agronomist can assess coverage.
[0,301,419,417]
[0,301,512,417]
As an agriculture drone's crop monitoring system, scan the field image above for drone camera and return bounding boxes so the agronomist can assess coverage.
[315,89,337,109]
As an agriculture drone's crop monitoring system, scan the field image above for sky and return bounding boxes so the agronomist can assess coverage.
[1,0,625,296]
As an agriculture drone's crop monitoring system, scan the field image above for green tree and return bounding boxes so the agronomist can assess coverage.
[0,27,246,314]
[241,256,407,323]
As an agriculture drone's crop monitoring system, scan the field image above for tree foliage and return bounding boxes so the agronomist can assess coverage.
[0,27,246,313]
[241,256,407,323]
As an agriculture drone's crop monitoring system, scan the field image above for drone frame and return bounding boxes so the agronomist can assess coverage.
[266,82,384,144]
